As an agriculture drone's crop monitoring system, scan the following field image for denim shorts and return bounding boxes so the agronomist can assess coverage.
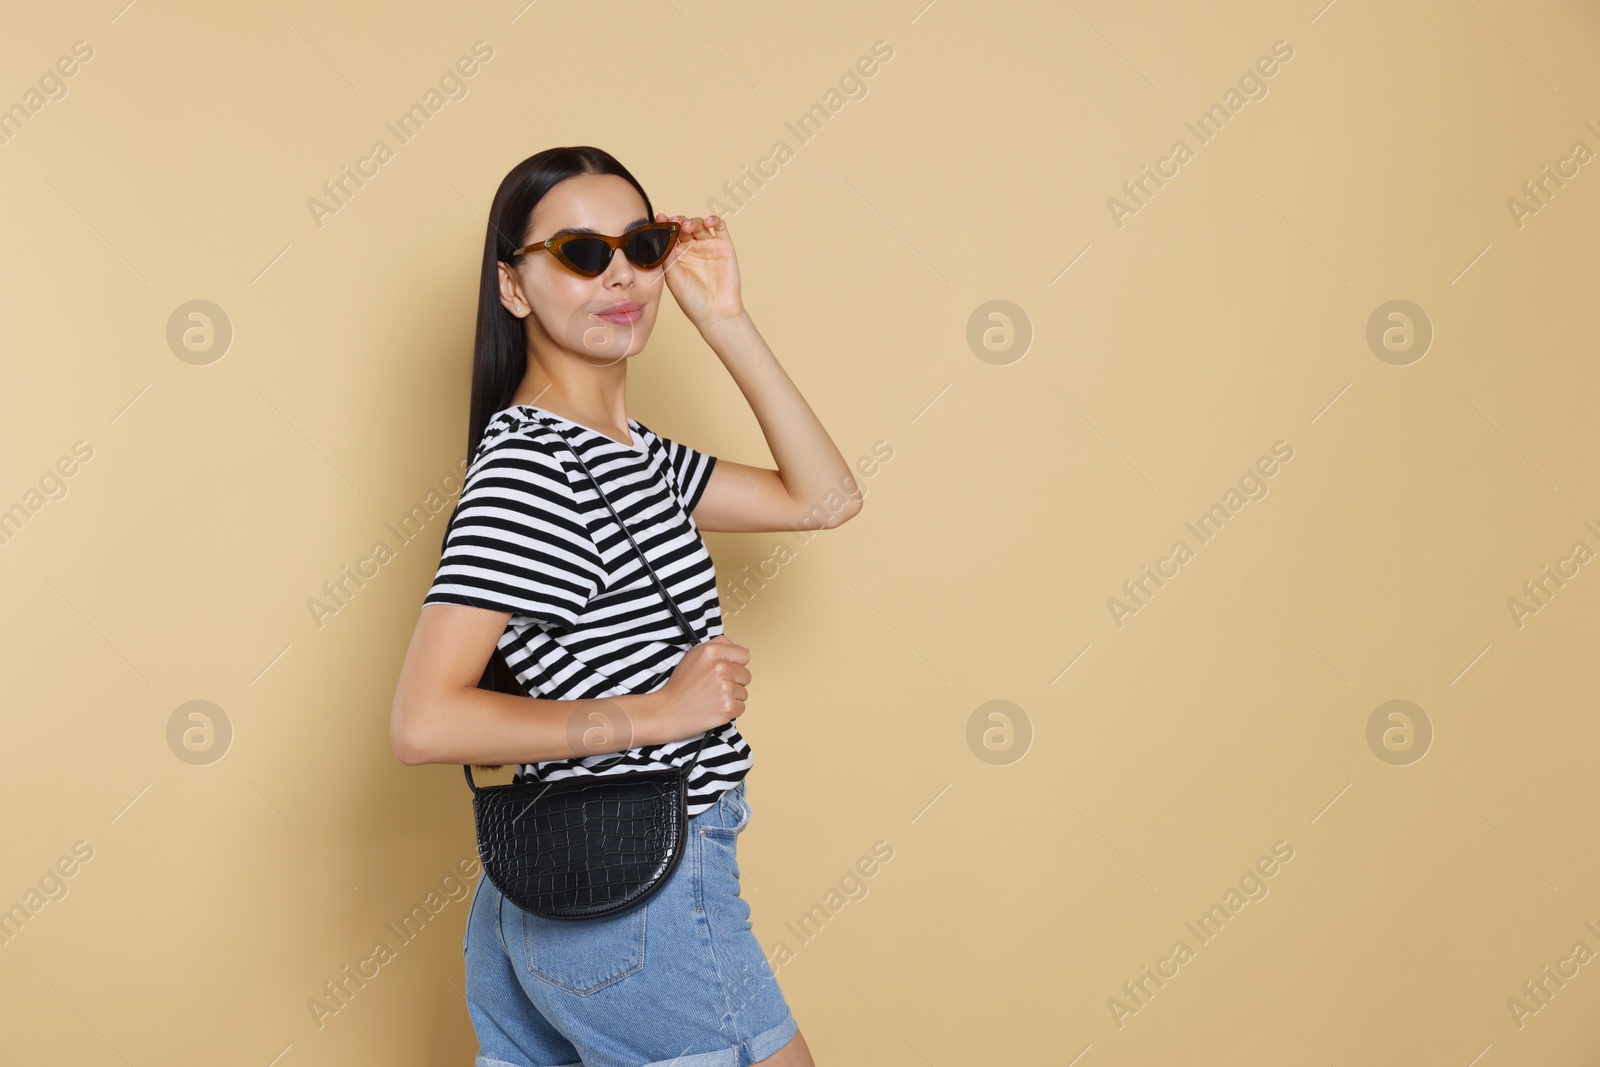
[463,779,798,1067]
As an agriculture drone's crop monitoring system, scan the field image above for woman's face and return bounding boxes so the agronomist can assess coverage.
[501,173,667,366]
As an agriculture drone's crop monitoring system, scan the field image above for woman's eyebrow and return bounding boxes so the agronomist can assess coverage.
[547,216,651,239]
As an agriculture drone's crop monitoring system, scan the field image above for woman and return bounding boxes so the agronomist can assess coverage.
[391,146,859,1066]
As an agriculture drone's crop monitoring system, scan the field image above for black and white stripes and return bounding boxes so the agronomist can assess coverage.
[424,404,750,815]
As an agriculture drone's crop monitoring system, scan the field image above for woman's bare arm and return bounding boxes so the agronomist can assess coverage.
[390,602,669,766]
[655,211,862,535]
[687,310,865,533]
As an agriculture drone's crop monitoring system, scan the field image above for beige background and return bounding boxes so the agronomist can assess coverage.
[3,0,1599,1064]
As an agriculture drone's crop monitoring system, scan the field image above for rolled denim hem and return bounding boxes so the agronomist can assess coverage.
[635,1010,798,1067]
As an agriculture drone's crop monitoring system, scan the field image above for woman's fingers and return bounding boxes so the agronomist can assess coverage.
[662,213,726,251]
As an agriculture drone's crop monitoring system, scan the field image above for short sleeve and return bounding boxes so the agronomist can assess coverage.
[653,432,719,515]
[424,436,605,628]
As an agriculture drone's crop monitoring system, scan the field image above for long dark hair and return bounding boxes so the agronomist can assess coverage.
[466,146,658,462]
[460,147,657,773]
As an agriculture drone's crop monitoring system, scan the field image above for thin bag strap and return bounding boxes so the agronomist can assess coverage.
[561,432,715,765]
[457,425,717,794]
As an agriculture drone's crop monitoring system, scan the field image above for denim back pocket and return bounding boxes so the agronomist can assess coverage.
[517,901,647,996]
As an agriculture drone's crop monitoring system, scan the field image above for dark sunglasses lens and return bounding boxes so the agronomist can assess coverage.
[624,225,675,267]
[558,237,612,275]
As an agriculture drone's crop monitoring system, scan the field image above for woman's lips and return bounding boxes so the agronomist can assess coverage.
[595,303,643,324]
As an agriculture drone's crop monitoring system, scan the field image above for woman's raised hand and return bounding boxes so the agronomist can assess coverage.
[657,212,745,329]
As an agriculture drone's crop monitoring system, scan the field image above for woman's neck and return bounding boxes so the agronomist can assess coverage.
[511,372,630,439]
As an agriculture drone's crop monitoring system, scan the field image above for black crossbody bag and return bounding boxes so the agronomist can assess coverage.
[445,433,716,920]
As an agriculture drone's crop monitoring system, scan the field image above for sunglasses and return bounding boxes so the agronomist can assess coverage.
[511,220,681,278]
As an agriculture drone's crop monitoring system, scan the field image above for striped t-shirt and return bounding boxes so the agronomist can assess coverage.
[424,403,751,816]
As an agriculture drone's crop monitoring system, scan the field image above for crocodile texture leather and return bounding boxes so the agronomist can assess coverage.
[472,768,689,919]
[451,428,716,921]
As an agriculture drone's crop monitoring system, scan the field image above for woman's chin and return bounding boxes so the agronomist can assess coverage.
[557,308,654,361]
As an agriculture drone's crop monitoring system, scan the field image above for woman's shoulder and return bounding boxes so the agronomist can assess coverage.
[477,408,571,459]
[468,411,579,487]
